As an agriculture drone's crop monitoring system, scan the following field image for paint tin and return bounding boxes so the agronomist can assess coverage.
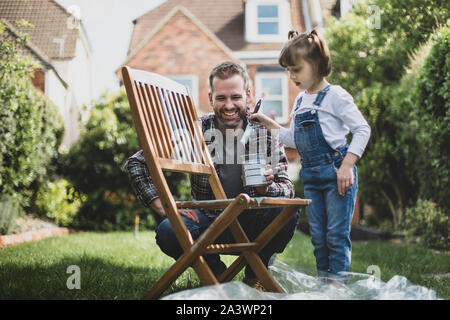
[241,154,267,187]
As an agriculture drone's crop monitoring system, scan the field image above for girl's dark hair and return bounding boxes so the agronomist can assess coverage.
[278,29,331,77]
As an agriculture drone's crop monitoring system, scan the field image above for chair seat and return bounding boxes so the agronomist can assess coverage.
[177,196,311,210]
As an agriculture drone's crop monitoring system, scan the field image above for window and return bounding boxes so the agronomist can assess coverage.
[245,0,291,43]
[255,72,289,124]
[257,5,279,35]
[167,74,198,106]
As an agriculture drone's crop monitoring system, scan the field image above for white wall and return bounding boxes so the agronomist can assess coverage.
[68,38,93,113]
[45,69,67,113]
[44,68,77,151]
[47,34,93,151]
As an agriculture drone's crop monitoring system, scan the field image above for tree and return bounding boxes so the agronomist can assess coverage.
[324,0,449,227]
[412,26,450,211]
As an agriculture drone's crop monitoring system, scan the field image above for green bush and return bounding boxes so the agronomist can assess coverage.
[35,179,83,227]
[325,1,449,228]
[0,21,64,210]
[401,200,449,250]
[412,26,450,212]
[58,89,190,231]
[0,194,21,235]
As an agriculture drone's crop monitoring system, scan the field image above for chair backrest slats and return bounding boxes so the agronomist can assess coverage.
[178,92,202,164]
[135,82,164,158]
[170,90,200,164]
[123,66,213,176]
[165,88,192,162]
[147,84,173,159]
[157,87,182,161]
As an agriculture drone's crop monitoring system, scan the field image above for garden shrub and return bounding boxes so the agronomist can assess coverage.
[0,194,21,235]
[412,26,450,212]
[0,21,64,212]
[325,1,449,228]
[401,200,449,250]
[35,179,84,227]
[58,89,190,231]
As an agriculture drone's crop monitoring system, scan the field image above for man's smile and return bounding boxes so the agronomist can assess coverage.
[222,110,239,119]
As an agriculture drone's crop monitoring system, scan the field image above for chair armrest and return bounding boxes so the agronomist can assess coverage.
[176,199,234,210]
[176,196,311,210]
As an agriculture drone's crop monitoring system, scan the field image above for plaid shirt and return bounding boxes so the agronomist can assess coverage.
[123,113,295,218]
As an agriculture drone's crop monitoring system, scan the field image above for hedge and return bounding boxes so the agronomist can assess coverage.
[0,21,64,215]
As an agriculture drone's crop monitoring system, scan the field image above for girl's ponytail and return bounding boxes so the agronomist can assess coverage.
[309,29,328,64]
[279,29,331,77]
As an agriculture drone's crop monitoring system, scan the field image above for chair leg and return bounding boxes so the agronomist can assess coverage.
[218,256,245,282]
[227,220,283,293]
[143,197,248,299]
[191,256,219,286]
[142,252,205,300]
[221,205,301,290]
[143,202,300,298]
[252,206,301,251]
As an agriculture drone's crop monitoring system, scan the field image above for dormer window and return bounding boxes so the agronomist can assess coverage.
[257,5,279,35]
[245,0,291,43]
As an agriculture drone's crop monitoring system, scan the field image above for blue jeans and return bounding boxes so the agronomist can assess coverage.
[300,160,358,281]
[156,207,299,278]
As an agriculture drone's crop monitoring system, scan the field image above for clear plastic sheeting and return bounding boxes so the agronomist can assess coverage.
[162,258,440,300]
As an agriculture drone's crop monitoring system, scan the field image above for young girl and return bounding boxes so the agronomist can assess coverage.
[251,29,371,283]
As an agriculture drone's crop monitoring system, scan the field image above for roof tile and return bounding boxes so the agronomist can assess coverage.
[129,0,249,54]
[0,0,80,59]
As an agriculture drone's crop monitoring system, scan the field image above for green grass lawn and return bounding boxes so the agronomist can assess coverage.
[0,231,448,299]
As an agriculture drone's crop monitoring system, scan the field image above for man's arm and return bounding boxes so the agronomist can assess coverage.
[124,151,199,221]
[123,150,166,218]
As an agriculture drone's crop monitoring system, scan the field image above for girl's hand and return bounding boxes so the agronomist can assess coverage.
[336,152,359,196]
[336,164,354,196]
[249,113,280,131]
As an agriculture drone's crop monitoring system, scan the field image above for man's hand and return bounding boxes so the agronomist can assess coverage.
[151,198,199,223]
[178,209,199,223]
[255,164,274,194]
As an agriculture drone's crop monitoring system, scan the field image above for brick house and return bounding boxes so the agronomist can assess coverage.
[118,0,322,165]
[118,0,329,118]
[118,0,360,223]
[0,0,93,150]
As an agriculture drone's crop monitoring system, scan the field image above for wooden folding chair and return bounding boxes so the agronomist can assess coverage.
[121,66,311,300]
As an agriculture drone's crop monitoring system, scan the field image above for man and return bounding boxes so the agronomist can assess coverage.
[123,61,298,289]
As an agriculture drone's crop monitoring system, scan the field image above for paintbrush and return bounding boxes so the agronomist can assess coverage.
[240,98,262,145]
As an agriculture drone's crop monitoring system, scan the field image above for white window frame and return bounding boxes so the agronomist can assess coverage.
[245,0,291,43]
[255,72,289,124]
[167,74,199,106]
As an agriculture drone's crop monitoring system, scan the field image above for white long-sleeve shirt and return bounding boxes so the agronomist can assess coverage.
[279,85,371,158]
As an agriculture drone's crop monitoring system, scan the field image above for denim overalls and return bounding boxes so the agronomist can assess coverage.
[294,85,357,281]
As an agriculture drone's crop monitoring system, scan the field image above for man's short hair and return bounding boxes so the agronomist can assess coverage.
[209,61,250,92]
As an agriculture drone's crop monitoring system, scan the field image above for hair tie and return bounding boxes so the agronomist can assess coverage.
[308,29,318,40]
[288,30,299,40]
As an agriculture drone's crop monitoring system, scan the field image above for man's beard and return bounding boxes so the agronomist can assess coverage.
[214,107,247,129]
